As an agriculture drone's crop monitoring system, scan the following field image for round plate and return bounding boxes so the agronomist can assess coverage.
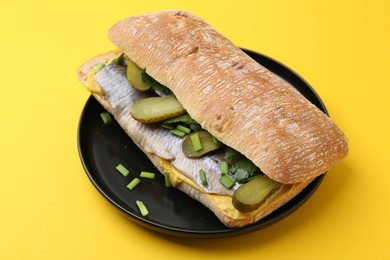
[77,49,327,238]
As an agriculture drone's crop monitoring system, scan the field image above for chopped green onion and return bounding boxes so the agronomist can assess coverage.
[164,171,172,187]
[220,161,229,175]
[190,132,202,151]
[127,178,141,190]
[199,169,208,186]
[94,62,105,74]
[100,112,112,124]
[116,164,129,177]
[112,53,125,65]
[176,125,191,134]
[136,200,149,217]
[170,129,186,138]
[161,123,174,130]
[219,175,236,189]
[140,171,155,179]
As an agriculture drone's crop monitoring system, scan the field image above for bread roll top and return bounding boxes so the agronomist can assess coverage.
[107,10,348,184]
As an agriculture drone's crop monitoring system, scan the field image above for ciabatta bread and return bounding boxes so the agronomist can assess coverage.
[107,10,348,184]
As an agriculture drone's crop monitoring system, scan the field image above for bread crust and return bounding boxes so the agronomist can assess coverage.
[107,10,348,184]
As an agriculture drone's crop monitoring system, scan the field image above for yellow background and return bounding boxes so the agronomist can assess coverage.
[1,0,389,259]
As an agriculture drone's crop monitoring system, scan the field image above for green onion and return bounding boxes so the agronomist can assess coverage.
[127,178,141,190]
[176,125,191,134]
[190,132,202,151]
[136,200,149,217]
[199,169,208,186]
[170,129,186,138]
[161,123,174,130]
[116,164,129,177]
[220,161,229,175]
[140,171,155,179]
[94,62,105,74]
[113,53,125,65]
[100,112,112,124]
[164,171,172,187]
[219,175,236,189]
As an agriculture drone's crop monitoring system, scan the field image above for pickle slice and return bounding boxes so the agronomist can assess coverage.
[127,59,151,91]
[232,175,282,213]
[130,95,186,123]
[182,131,223,158]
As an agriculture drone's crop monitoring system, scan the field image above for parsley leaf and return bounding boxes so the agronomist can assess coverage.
[224,147,261,183]
[161,113,202,132]
[141,72,172,95]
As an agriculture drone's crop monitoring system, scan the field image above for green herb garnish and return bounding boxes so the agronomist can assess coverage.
[224,147,244,163]
[176,125,191,134]
[112,53,125,65]
[141,72,171,95]
[212,136,223,146]
[100,112,112,124]
[220,161,229,175]
[140,171,155,179]
[94,62,105,74]
[136,200,149,217]
[141,72,152,84]
[199,169,208,186]
[162,114,202,132]
[223,147,261,183]
[161,123,174,130]
[164,171,172,187]
[163,114,198,126]
[219,175,236,189]
[116,164,129,177]
[229,159,259,183]
[170,129,186,138]
[190,132,202,151]
[127,178,141,190]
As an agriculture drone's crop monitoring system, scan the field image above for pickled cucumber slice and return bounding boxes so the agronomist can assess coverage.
[130,95,186,123]
[182,131,223,158]
[232,175,282,213]
[127,59,151,91]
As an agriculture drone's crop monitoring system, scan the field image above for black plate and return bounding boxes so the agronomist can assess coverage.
[77,49,327,238]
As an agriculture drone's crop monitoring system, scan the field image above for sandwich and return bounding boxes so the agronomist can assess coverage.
[77,10,349,228]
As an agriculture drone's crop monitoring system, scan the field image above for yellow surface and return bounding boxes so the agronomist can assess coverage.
[1,0,389,259]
